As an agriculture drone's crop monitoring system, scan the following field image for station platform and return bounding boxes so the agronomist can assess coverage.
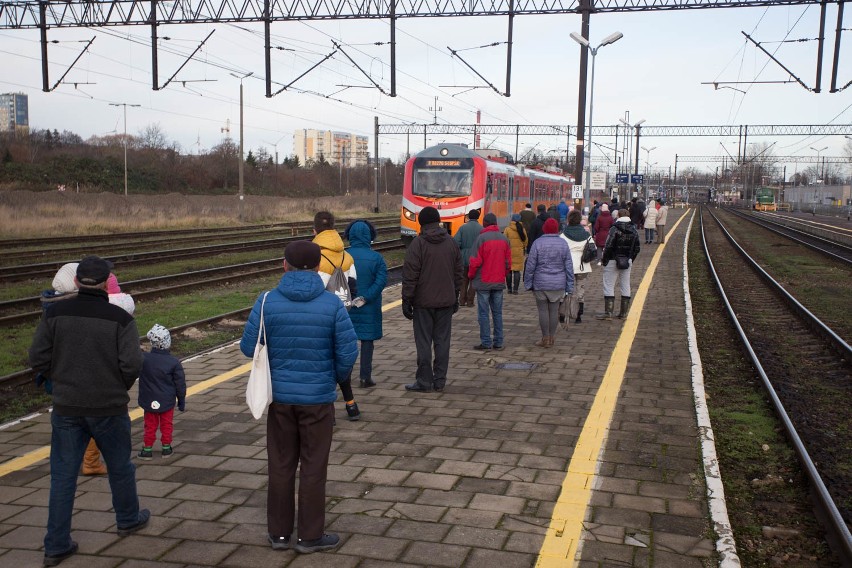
[0,208,732,567]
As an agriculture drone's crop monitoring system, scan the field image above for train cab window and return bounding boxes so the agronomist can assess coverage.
[413,167,473,198]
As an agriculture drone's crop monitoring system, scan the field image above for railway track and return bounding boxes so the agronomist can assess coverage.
[700,207,852,564]
[0,225,401,282]
[0,239,406,327]
[0,262,404,389]
[724,208,852,266]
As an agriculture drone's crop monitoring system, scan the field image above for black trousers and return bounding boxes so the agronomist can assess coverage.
[266,403,334,541]
[413,306,454,389]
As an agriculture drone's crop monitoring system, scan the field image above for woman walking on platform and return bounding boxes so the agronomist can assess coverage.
[524,218,574,347]
[560,210,593,324]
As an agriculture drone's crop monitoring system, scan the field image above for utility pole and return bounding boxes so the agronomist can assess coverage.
[108,102,140,197]
[231,71,253,220]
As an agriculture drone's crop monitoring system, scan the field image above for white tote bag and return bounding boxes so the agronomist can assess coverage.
[246,292,272,419]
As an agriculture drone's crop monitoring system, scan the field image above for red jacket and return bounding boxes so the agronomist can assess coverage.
[468,225,512,290]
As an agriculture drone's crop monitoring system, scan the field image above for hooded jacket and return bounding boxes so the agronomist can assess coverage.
[403,223,463,309]
[560,224,594,275]
[503,222,527,271]
[345,221,388,341]
[523,234,574,294]
[240,270,358,405]
[603,217,641,265]
[630,200,646,227]
[644,200,658,226]
[528,211,552,249]
[313,229,357,292]
[138,348,186,413]
[468,224,511,290]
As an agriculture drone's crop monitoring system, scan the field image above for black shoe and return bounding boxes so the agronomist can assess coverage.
[558,314,565,323]
[492,345,505,351]
[43,542,78,567]
[117,509,150,536]
[473,344,492,350]
[346,402,361,421]
[268,534,291,550]
[405,383,432,392]
[433,384,445,392]
[295,533,340,554]
[161,445,173,458]
[138,448,153,460]
[359,377,376,388]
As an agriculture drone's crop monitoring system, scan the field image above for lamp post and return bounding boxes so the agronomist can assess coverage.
[641,145,656,200]
[810,145,828,182]
[619,118,645,201]
[230,71,253,220]
[570,30,623,208]
[108,102,141,197]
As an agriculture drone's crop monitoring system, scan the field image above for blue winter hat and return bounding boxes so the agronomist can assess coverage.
[343,219,377,242]
[511,213,521,222]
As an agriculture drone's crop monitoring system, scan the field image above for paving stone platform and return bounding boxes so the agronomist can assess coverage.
[0,208,720,567]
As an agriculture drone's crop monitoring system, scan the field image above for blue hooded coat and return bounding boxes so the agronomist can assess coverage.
[240,270,358,405]
[344,220,388,341]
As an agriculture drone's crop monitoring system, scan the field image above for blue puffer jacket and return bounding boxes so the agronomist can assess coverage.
[240,270,358,405]
[523,233,575,294]
[345,221,388,341]
[138,348,186,413]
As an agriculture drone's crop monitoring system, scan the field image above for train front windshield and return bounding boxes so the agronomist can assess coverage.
[412,158,474,198]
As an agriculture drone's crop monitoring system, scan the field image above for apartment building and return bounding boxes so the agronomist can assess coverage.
[0,93,29,134]
[293,129,369,167]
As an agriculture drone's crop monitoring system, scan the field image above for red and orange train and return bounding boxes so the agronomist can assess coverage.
[400,144,574,244]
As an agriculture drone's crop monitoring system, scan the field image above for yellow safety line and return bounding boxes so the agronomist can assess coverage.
[0,296,406,478]
[535,212,691,567]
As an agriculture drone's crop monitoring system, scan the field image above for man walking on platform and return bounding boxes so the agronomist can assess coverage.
[402,206,464,392]
[519,203,536,241]
[527,204,551,251]
[29,255,149,567]
[468,213,511,350]
[453,209,482,307]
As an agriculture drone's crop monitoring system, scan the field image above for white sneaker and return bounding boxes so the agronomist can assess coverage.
[597,261,602,266]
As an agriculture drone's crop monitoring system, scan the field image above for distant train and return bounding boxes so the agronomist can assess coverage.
[400,144,574,244]
[754,187,777,211]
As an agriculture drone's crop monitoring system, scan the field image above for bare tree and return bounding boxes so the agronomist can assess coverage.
[138,123,169,150]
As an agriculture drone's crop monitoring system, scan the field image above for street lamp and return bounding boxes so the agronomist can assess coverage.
[571,30,623,208]
[108,102,141,197]
[620,118,645,200]
[641,145,656,200]
[810,145,828,182]
[230,71,253,220]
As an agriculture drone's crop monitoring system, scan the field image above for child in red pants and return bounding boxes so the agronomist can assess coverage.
[138,325,186,459]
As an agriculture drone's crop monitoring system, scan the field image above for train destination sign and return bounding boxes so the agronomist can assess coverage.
[425,160,461,167]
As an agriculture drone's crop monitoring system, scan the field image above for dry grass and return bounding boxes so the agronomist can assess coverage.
[0,190,400,237]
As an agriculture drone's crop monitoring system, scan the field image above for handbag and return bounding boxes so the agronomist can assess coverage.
[246,291,272,420]
[615,255,630,270]
[581,237,596,264]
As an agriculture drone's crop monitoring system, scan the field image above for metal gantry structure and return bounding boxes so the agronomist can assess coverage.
[1,0,846,204]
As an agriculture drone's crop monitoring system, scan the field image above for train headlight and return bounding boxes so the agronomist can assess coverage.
[402,207,417,221]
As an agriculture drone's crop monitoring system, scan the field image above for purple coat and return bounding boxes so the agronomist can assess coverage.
[523,234,574,294]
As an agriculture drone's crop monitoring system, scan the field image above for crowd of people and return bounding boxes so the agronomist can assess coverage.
[27,200,664,564]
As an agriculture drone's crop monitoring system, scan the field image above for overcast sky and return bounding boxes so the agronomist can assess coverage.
[1,4,850,179]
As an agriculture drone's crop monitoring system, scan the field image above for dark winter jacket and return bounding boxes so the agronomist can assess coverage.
[588,204,601,228]
[468,225,511,290]
[138,348,186,413]
[519,208,536,236]
[29,287,143,417]
[453,219,483,269]
[630,200,646,227]
[240,271,358,405]
[527,212,552,250]
[602,218,641,265]
[523,234,575,294]
[403,222,463,309]
[346,220,388,341]
[593,211,615,247]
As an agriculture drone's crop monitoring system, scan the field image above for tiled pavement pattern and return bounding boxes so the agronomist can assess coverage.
[0,209,717,567]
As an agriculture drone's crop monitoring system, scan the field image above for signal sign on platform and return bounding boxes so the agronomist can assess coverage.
[631,174,644,184]
[572,186,583,199]
[616,173,629,184]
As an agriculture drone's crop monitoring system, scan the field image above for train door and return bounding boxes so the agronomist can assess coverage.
[508,172,515,217]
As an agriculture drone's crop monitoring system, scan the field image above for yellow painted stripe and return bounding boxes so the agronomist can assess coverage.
[0,294,405,478]
[535,211,691,567]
